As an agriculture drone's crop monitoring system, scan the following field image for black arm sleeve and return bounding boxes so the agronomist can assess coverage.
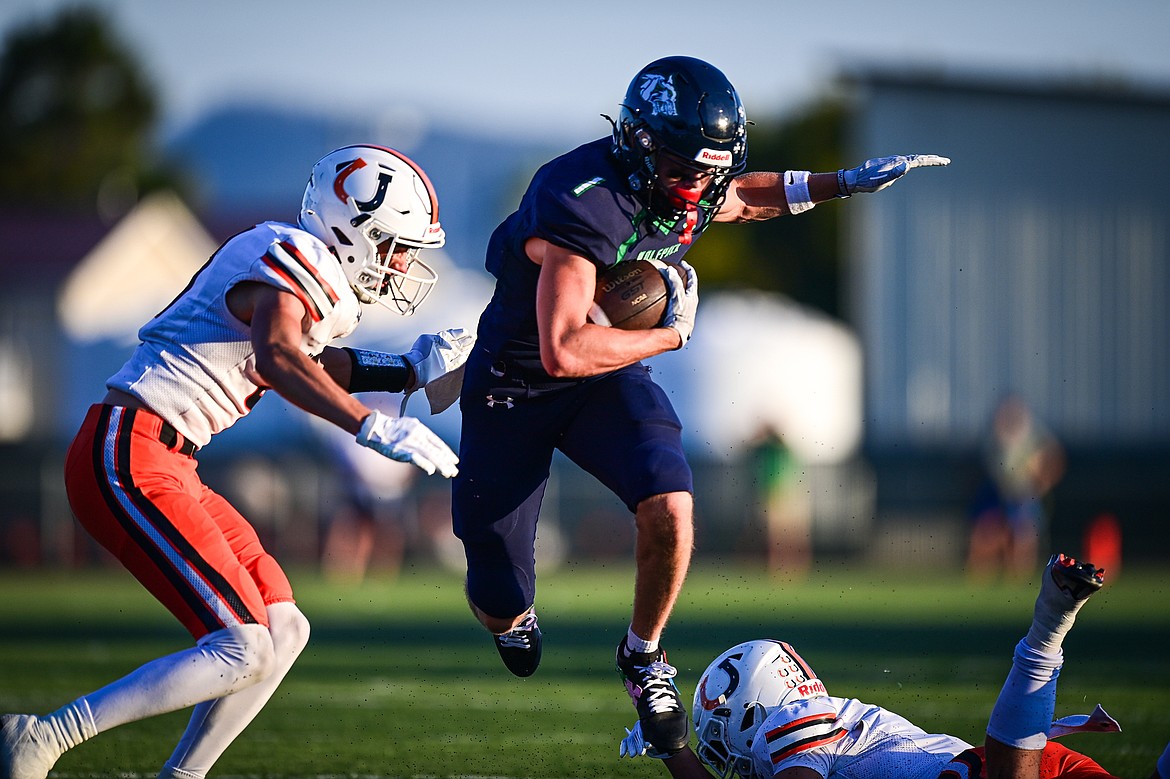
[343,348,412,393]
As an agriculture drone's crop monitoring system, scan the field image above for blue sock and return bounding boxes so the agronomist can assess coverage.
[986,639,1063,750]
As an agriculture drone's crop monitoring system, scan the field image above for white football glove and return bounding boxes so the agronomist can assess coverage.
[653,259,698,348]
[618,721,673,760]
[838,154,950,195]
[355,410,458,478]
[403,327,475,392]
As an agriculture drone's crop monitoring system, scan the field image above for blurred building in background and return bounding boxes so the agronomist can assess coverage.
[843,69,1170,566]
[1,68,1167,572]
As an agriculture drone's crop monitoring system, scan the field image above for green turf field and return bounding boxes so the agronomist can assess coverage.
[1,561,1167,778]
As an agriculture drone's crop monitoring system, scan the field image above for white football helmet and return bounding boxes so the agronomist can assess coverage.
[299,144,444,314]
[693,639,828,779]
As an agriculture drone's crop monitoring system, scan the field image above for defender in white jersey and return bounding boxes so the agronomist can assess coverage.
[1,145,473,779]
[620,554,1168,779]
[686,641,971,779]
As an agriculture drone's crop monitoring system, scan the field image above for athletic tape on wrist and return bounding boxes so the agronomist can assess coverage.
[784,170,815,214]
[345,348,410,393]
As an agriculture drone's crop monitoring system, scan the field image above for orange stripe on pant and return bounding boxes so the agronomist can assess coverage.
[64,404,293,639]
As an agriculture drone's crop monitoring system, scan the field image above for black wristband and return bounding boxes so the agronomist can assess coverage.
[344,348,411,393]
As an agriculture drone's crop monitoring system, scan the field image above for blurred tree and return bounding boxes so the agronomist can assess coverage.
[0,6,184,219]
[687,98,848,317]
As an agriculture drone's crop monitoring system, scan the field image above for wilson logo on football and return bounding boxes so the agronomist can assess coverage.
[599,266,647,293]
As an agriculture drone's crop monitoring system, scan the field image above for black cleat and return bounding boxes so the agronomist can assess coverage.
[493,611,542,677]
[616,639,688,755]
[1047,553,1105,601]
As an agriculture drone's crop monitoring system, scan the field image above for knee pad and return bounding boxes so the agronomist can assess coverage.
[197,623,276,688]
[265,602,310,666]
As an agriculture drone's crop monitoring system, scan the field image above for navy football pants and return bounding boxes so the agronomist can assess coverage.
[452,361,692,620]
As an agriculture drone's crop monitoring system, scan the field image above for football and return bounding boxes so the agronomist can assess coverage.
[589,259,669,330]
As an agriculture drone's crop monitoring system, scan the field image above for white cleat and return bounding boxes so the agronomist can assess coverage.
[1,715,62,779]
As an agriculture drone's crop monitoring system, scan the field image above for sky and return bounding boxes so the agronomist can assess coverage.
[3,0,1170,144]
[5,0,1168,456]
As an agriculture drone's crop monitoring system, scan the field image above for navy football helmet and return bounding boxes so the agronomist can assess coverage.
[611,56,748,240]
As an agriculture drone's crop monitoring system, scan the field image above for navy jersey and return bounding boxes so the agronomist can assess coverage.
[474,137,703,395]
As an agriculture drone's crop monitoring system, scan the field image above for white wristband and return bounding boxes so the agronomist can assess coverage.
[784,170,815,214]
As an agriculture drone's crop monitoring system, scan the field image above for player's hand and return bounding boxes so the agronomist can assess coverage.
[355,410,458,478]
[403,328,475,392]
[619,721,674,759]
[654,259,698,348]
[838,154,950,195]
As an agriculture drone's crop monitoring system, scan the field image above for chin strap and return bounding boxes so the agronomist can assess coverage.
[679,208,698,244]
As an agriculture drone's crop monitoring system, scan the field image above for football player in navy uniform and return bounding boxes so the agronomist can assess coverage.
[451,55,949,755]
[0,145,472,779]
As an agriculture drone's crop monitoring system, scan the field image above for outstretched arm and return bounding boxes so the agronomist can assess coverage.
[316,328,474,397]
[621,739,823,779]
[620,723,828,779]
[716,154,950,223]
[620,733,710,779]
[661,747,712,778]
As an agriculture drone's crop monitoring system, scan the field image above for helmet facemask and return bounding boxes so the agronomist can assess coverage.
[345,214,438,315]
[634,143,733,244]
[695,714,753,779]
[611,56,748,242]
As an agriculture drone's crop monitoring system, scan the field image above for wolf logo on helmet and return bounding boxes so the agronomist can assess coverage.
[639,73,678,117]
[611,56,748,240]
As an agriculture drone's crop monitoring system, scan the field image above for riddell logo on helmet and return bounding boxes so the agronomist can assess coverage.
[696,148,733,167]
[796,679,827,698]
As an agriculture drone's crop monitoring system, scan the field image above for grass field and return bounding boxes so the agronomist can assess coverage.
[1,560,1167,779]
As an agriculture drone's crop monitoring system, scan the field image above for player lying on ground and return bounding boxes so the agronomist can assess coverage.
[0,144,472,779]
[620,553,1170,779]
[453,53,949,757]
